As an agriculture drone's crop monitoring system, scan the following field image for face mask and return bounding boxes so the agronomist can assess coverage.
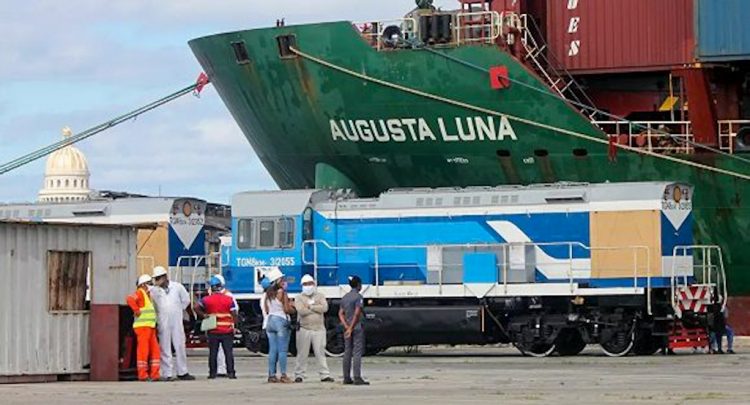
[302,285,316,296]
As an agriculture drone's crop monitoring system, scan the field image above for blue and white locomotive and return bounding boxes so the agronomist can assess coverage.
[221,182,726,357]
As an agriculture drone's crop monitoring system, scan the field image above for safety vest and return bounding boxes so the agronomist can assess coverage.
[202,293,235,334]
[133,288,157,329]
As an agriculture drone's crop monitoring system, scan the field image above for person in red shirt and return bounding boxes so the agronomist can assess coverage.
[195,275,238,379]
[126,274,160,381]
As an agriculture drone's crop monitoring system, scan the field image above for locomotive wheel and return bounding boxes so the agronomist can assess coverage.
[325,327,345,357]
[242,328,269,357]
[600,326,635,357]
[516,342,556,357]
[555,328,587,356]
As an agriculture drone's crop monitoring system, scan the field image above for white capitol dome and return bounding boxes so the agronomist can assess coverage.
[38,127,91,203]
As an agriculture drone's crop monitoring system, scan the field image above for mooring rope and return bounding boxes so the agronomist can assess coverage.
[289,46,750,182]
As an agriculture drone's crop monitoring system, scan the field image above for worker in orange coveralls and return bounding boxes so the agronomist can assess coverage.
[127,274,160,381]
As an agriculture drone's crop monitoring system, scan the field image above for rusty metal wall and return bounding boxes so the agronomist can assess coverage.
[0,222,136,376]
[546,0,695,73]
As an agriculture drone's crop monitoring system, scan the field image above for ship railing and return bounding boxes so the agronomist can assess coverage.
[718,119,750,152]
[454,11,502,45]
[353,18,418,50]
[301,239,652,310]
[593,120,695,154]
[670,245,727,317]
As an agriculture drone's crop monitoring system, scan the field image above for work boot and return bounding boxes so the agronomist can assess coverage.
[279,375,294,384]
[353,378,370,386]
[178,373,196,381]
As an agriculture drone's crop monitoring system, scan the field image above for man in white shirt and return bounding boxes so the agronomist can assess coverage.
[151,266,195,381]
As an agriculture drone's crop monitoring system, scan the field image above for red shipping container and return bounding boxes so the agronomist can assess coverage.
[546,0,695,74]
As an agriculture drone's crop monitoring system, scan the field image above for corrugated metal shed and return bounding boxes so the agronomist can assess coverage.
[546,0,695,73]
[0,221,136,377]
[695,0,750,61]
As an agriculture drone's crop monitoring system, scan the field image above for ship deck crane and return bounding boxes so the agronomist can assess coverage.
[0,73,210,176]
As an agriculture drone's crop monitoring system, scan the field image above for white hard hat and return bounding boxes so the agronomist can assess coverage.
[152,266,168,278]
[137,274,152,286]
[301,274,315,284]
[214,274,226,285]
[265,267,285,283]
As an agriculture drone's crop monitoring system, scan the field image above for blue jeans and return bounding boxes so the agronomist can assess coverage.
[710,325,735,351]
[266,315,291,376]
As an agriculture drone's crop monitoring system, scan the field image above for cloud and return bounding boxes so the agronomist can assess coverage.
[0,0,458,204]
[0,85,276,203]
[1,0,457,81]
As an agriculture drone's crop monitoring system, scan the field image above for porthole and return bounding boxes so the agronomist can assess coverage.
[496,149,511,157]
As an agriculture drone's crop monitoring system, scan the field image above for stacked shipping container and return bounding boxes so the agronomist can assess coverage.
[545,0,750,73]
[695,0,750,61]
[546,0,695,74]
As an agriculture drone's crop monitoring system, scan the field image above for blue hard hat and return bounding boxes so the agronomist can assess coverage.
[260,277,271,291]
[210,275,222,287]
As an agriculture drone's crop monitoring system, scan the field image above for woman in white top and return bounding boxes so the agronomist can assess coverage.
[261,276,295,383]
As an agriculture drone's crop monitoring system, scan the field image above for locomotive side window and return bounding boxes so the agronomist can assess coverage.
[278,217,295,248]
[302,207,313,240]
[259,220,276,247]
[237,219,254,249]
[238,217,296,249]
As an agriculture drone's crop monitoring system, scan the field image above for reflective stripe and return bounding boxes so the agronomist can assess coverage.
[133,289,157,328]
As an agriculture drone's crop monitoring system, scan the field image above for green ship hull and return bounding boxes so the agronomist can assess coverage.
[189,22,750,296]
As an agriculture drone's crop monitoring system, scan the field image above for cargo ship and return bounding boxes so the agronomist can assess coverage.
[188,0,750,329]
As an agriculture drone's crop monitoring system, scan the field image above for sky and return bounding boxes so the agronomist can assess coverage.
[0,0,455,204]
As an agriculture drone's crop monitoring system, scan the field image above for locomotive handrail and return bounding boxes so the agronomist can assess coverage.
[508,241,651,313]
[670,245,727,314]
[301,239,650,308]
[175,255,208,308]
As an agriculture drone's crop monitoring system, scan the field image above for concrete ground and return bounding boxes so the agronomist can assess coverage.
[3,344,750,405]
